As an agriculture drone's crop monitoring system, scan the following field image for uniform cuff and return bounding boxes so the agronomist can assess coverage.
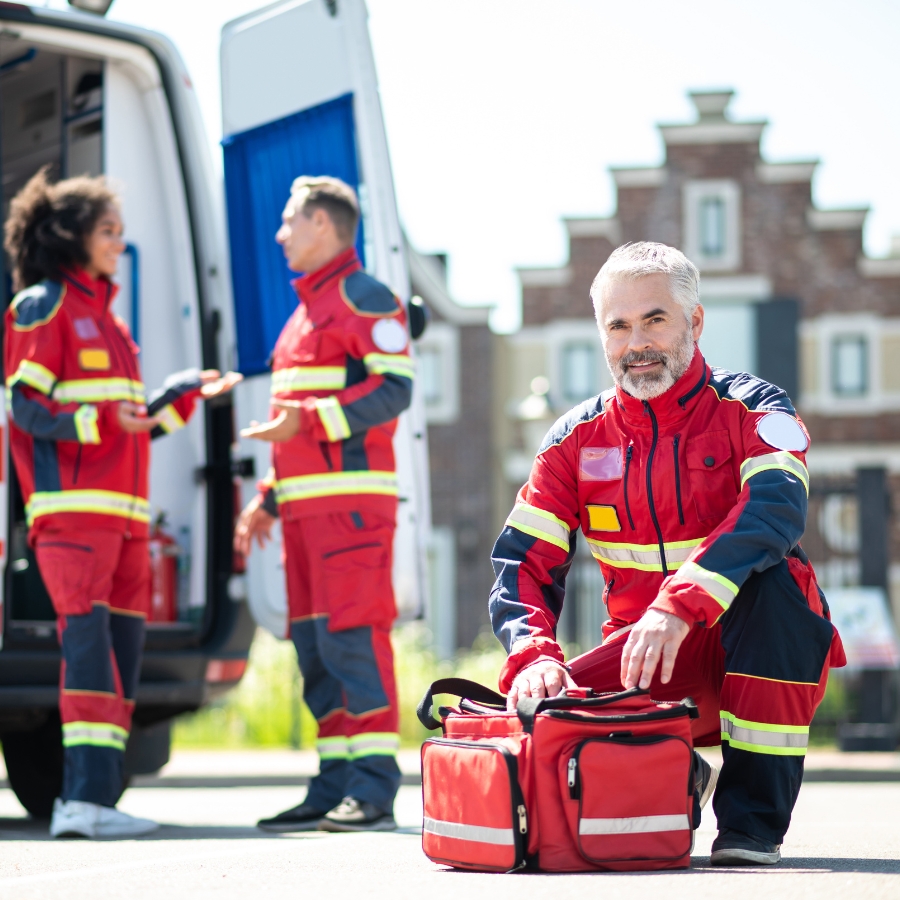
[498,636,565,693]
[260,488,279,518]
[314,396,351,442]
[74,404,101,444]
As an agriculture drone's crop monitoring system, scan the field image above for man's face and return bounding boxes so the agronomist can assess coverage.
[598,273,704,400]
[275,191,320,273]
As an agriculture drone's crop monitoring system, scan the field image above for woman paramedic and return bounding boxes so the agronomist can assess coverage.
[3,169,241,838]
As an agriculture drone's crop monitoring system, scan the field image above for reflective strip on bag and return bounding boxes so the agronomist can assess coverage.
[579,814,691,835]
[585,537,704,572]
[720,710,809,756]
[73,404,100,444]
[505,502,571,552]
[363,353,416,380]
[53,377,145,404]
[740,451,809,494]
[8,359,57,395]
[348,732,399,759]
[26,490,152,526]
[674,561,739,612]
[274,471,399,504]
[316,737,349,760]
[423,817,515,846]
[315,396,352,441]
[62,721,128,751]
[271,366,347,394]
[156,403,186,434]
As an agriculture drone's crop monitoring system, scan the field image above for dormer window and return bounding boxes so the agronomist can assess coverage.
[684,179,741,271]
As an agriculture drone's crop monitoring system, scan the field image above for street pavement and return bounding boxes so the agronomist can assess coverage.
[1,749,899,899]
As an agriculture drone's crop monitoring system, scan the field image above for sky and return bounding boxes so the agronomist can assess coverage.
[45,0,900,331]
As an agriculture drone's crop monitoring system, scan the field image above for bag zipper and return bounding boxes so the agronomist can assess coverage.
[642,401,667,576]
[623,444,635,529]
[673,434,684,526]
[542,704,695,726]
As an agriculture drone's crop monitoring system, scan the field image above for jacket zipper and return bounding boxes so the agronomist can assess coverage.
[673,434,684,525]
[623,444,635,530]
[72,445,83,485]
[603,577,615,606]
[642,401,668,577]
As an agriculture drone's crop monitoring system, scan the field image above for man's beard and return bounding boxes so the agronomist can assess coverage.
[606,327,696,401]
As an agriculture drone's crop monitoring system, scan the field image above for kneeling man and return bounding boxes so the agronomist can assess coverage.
[489,242,844,865]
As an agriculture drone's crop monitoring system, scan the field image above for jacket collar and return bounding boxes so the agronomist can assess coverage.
[292,247,361,306]
[60,267,118,313]
[614,346,710,428]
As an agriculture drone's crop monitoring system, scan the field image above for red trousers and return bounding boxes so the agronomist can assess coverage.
[35,528,150,806]
[282,511,400,812]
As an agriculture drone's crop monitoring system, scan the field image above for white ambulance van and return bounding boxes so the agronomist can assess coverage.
[0,0,429,817]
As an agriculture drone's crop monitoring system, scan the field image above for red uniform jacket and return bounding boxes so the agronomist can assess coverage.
[490,349,844,691]
[5,269,202,539]
[261,248,414,521]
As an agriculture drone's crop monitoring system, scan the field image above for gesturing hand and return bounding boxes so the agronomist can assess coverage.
[506,659,576,711]
[619,608,690,690]
[200,370,243,399]
[234,494,276,556]
[117,401,160,433]
[240,403,301,443]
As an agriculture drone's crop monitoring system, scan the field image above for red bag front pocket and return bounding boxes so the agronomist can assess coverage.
[422,738,528,872]
[563,734,693,866]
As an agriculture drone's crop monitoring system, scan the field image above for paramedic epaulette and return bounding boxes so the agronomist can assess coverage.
[538,393,606,454]
[11,280,64,331]
[708,368,796,415]
[340,271,399,316]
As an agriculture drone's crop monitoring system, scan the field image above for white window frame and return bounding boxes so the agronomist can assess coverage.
[536,320,611,412]
[414,321,459,424]
[683,179,741,272]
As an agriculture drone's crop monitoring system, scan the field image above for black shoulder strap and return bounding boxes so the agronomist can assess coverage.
[516,687,650,733]
[416,678,507,730]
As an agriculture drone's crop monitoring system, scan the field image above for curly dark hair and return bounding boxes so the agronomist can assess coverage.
[3,166,119,292]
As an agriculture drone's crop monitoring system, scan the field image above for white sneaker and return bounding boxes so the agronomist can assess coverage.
[50,798,159,839]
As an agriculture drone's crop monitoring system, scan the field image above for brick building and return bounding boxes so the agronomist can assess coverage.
[502,90,900,648]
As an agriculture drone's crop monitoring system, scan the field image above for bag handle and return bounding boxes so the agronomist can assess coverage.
[516,686,650,733]
[416,678,508,730]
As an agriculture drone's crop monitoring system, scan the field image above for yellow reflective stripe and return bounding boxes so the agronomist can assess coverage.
[271,366,347,394]
[156,403,186,434]
[348,732,399,759]
[26,490,151,526]
[586,538,705,572]
[363,353,416,379]
[62,721,128,751]
[8,359,58,395]
[720,710,808,756]
[53,378,145,404]
[274,471,399,504]
[506,502,571,552]
[315,396,352,441]
[674,561,739,611]
[740,451,809,493]
[73,404,100,444]
[317,737,349,760]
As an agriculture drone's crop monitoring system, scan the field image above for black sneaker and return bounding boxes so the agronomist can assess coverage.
[710,828,782,866]
[694,751,719,811]
[257,802,327,833]
[317,796,397,833]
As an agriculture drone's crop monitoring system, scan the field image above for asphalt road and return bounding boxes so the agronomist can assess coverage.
[1,769,899,899]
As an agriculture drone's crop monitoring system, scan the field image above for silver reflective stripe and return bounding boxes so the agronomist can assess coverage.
[505,503,571,551]
[740,451,809,493]
[579,814,690,835]
[586,538,703,572]
[720,713,809,753]
[423,817,514,846]
[675,561,738,611]
[602,623,635,645]
[271,366,346,393]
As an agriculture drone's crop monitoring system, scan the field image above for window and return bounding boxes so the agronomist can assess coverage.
[831,335,868,396]
[561,342,598,403]
[415,322,459,424]
[683,180,741,271]
[418,345,443,406]
[699,196,726,257]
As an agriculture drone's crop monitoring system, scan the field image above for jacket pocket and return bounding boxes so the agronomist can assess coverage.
[685,430,736,523]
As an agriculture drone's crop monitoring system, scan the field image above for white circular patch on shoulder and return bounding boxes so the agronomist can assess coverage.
[372,318,407,353]
[757,412,809,452]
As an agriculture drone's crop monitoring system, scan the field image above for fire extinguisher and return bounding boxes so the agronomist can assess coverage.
[149,515,179,622]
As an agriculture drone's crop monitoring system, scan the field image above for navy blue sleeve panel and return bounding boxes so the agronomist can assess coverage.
[342,373,412,435]
[10,385,79,442]
[490,526,540,653]
[146,368,203,414]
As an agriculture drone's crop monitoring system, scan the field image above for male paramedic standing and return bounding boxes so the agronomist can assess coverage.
[236,176,414,833]
[489,242,844,865]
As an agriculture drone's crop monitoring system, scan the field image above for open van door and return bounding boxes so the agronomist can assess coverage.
[220,0,431,635]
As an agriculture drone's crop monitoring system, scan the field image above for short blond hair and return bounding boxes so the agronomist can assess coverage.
[291,175,359,244]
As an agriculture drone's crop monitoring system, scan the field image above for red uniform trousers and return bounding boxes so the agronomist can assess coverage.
[567,559,836,843]
[283,510,400,813]
[35,528,150,807]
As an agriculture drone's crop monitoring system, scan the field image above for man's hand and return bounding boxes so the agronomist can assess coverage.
[234,494,276,556]
[619,608,690,690]
[506,659,576,711]
[117,401,160,433]
[240,401,301,443]
[200,370,243,399]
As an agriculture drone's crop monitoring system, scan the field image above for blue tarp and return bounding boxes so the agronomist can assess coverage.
[222,93,364,376]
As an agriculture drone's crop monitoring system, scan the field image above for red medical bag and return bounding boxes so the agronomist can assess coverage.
[417,678,699,873]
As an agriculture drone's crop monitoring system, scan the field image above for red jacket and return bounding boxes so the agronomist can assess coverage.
[5,269,202,539]
[261,248,414,521]
[490,349,843,690]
